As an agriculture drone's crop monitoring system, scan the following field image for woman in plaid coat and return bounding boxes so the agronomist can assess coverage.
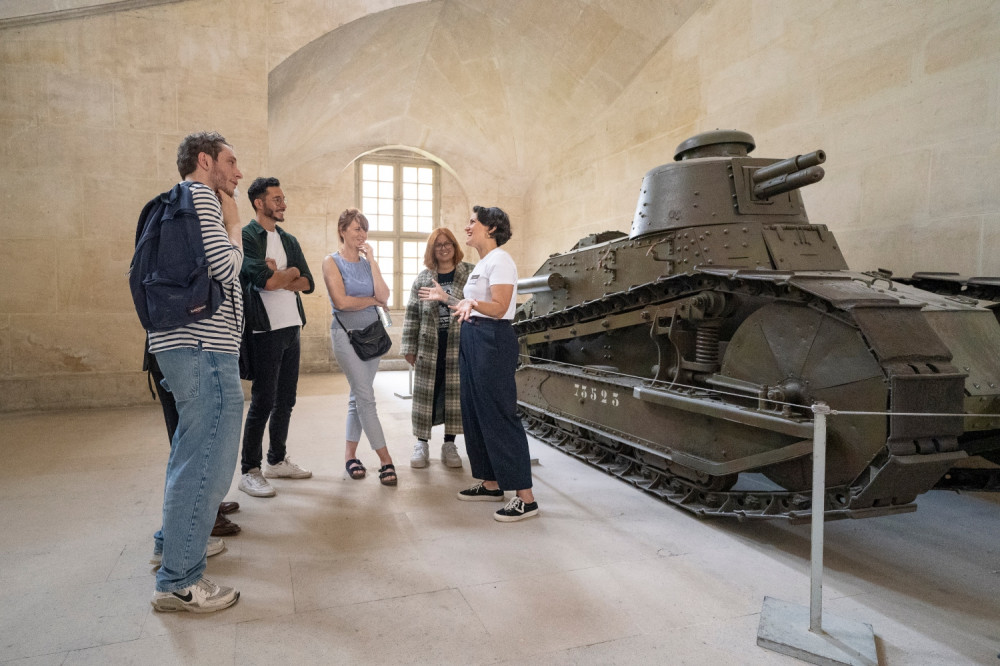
[401,228,474,468]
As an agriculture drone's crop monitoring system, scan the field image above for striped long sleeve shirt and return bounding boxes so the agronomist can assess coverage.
[147,182,244,355]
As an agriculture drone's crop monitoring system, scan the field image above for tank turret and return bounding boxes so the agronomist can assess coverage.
[514,130,1000,521]
[630,129,825,238]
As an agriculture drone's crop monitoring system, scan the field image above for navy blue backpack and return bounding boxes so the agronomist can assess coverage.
[129,182,225,332]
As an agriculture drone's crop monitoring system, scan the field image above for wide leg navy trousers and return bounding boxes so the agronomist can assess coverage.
[459,317,532,490]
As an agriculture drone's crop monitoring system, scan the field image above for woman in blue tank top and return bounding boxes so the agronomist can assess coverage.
[321,208,397,486]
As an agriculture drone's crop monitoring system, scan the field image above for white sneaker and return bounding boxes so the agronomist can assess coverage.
[238,468,275,497]
[441,441,463,468]
[151,576,240,613]
[263,456,312,479]
[410,441,429,468]
[206,536,225,557]
[150,536,225,565]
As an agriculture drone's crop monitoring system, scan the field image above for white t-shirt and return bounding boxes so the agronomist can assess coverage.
[464,248,518,320]
[256,229,303,332]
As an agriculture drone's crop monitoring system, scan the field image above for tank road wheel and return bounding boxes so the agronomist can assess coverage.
[691,471,738,492]
[720,302,888,490]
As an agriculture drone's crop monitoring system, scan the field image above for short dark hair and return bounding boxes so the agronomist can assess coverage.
[473,205,511,246]
[248,177,280,211]
[176,131,229,179]
[338,208,369,243]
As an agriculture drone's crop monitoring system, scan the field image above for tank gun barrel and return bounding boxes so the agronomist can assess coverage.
[751,150,826,183]
[752,164,825,199]
[517,272,566,294]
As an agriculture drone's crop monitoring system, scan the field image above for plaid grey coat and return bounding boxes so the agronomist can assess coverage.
[400,263,474,440]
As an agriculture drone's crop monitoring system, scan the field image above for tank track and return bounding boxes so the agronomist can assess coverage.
[514,269,971,521]
[520,405,881,523]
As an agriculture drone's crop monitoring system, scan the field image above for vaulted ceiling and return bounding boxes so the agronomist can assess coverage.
[269,0,703,184]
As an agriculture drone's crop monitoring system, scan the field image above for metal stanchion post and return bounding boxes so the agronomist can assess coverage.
[394,365,414,400]
[756,401,878,665]
[810,402,829,633]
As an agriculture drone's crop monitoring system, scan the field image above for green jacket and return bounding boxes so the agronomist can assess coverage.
[240,219,315,332]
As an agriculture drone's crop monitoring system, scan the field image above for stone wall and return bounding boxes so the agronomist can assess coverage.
[3,0,999,411]
[0,0,429,410]
[0,0,272,410]
[522,0,1000,278]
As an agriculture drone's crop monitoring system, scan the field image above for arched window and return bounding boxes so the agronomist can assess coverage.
[356,152,440,307]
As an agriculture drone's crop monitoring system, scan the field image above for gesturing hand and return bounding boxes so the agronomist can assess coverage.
[418,279,448,303]
[451,298,477,322]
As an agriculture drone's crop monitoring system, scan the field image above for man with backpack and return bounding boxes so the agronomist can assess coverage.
[237,177,315,498]
[144,131,245,614]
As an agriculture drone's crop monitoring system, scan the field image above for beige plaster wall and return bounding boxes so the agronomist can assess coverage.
[0,0,271,410]
[522,0,1000,279]
[0,0,505,410]
[3,0,998,412]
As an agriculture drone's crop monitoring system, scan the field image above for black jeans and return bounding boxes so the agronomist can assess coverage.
[240,326,301,474]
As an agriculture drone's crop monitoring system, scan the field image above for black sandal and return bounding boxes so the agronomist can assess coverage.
[346,458,366,480]
[378,463,397,486]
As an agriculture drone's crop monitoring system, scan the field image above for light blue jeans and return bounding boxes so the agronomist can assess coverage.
[152,345,242,593]
[330,326,387,450]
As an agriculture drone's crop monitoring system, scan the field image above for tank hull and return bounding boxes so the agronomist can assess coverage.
[514,132,1000,520]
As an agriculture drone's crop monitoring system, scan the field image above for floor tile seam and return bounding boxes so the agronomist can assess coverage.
[0,646,70,664]
[455,586,493,639]
[291,582,458,615]
[104,544,129,585]
[6,624,151,663]
[62,632,190,664]
[285,555,299,614]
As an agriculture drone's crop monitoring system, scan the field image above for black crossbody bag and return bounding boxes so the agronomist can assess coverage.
[335,312,391,361]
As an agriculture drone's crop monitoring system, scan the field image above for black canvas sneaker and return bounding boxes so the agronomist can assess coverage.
[494,496,539,522]
[457,481,505,501]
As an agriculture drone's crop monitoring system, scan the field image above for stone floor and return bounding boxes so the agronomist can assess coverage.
[0,371,998,665]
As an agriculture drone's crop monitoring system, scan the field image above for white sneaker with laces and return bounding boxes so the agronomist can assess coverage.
[151,576,240,613]
[410,441,429,468]
[263,456,312,479]
[441,441,463,468]
[150,536,225,566]
[239,468,275,497]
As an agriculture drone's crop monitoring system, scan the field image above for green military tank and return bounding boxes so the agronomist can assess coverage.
[514,130,1000,521]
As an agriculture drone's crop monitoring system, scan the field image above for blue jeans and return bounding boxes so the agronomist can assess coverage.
[241,326,300,473]
[330,326,387,450]
[153,346,243,593]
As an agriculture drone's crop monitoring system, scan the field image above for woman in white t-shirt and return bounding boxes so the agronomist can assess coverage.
[419,206,538,522]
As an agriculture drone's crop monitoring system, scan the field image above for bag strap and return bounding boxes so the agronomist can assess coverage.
[330,252,366,333]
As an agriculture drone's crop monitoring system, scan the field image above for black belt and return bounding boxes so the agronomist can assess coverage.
[465,317,512,326]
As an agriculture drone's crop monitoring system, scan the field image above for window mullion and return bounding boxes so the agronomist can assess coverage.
[358,153,438,311]
[393,164,402,307]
